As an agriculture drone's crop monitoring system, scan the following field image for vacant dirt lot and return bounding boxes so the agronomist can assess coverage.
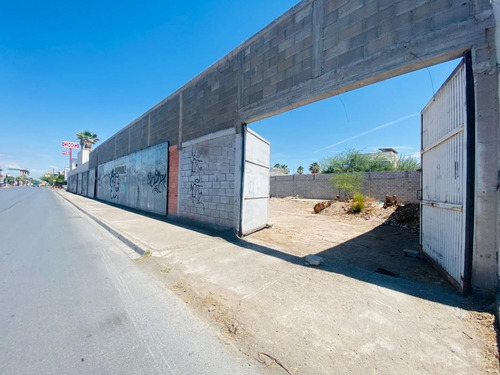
[136,198,498,374]
[250,197,449,288]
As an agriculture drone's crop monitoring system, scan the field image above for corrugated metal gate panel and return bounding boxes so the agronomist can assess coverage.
[240,128,270,235]
[421,206,464,282]
[421,61,467,289]
[422,131,465,204]
[422,64,466,147]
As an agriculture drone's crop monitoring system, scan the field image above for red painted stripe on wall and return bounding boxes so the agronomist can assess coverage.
[168,145,179,216]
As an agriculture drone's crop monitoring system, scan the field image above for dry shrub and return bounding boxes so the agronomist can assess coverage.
[350,193,365,213]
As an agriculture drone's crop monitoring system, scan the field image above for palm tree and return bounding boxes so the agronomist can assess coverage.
[76,131,100,150]
[297,166,304,175]
[309,162,320,174]
[280,164,289,174]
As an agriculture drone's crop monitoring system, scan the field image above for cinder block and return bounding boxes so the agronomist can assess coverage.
[324,39,350,61]
[337,20,364,43]
[365,33,395,55]
[338,45,365,67]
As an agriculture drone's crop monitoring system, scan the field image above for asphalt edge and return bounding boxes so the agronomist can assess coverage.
[54,190,147,256]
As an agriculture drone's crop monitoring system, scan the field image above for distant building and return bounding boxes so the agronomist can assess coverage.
[363,148,399,168]
[270,167,288,176]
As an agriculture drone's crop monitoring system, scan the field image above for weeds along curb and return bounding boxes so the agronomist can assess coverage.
[54,190,147,256]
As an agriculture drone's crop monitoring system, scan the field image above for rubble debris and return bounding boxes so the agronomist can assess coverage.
[313,200,333,213]
[384,204,420,232]
[305,254,323,266]
[383,194,398,208]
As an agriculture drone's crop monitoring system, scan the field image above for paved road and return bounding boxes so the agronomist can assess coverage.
[0,187,258,374]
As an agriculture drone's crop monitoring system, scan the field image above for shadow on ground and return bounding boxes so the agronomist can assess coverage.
[219,206,494,313]
[91,196,494,312]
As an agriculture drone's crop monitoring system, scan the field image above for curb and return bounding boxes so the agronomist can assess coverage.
[55,190,147,256]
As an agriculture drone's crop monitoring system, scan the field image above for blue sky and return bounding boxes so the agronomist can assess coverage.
[252,56,460,173]
[1,0,460,177]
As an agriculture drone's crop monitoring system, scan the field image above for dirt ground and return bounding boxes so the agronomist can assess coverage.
[136,197,499,374]
[250,197,448,288]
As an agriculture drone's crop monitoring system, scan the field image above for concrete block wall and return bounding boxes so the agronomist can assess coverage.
[77,0,497,290]
[115,129,129,159]
[86,1,495,159]
[84,0,495,219]
[149,94,180,147]
[240,2,314,107]
[129,117,149,154]
[88,147,98,169]
[238,0,494,123]
[366,171,421,202]
[96,142,168,215]
[88,0,494,159]
[271,171,420,202]
[178,130,240,229]
[95,139,115,166]
[181,61,239,142]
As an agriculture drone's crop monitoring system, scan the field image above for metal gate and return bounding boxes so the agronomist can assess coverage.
[420,56,474,293]
[240,126,271,235]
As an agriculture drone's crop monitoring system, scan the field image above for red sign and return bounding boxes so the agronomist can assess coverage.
[62,141,80,149]
[62,151,69,155]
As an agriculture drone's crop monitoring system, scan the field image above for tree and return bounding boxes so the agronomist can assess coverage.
[273,163,289,174]
[322,148,421,173]
[309,162,320,174]
[321,148,396,173]
[297,166,304,175]
[322,148,371,173]
[330,172,364,199]
[395,154,420,170]
[40,173,65,187]
[76,131,100,150]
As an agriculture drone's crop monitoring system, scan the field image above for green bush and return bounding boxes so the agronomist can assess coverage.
[396,154,420,170]
[350,193,365,213]
[322,148,420,172]
[330,172,364,199]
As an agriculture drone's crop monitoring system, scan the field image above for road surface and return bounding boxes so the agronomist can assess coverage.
[0,187,258,374]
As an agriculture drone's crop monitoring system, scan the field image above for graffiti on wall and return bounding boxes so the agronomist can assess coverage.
[190,149,204,209]
[109,169,120,200]
[96,142,168,215]
[147,170,167,194]
[107,165,125,200]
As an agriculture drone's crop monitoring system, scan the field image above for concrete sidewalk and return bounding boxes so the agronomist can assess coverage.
[55,189,498,375]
